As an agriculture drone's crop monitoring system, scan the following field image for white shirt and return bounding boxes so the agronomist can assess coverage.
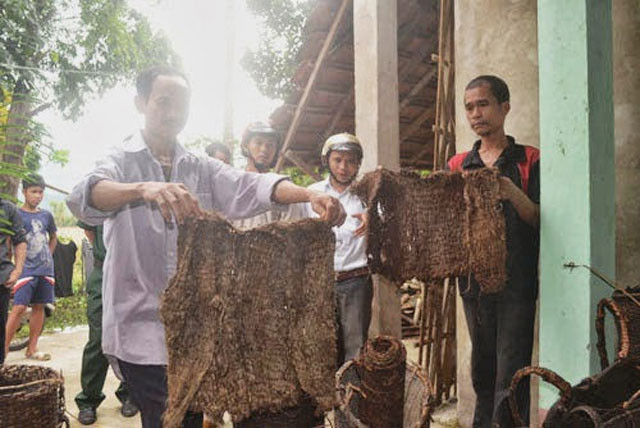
[306,178,367,272]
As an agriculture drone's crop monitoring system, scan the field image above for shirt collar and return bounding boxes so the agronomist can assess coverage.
[323,177,354,196]
[123,130,189,161]
[462,135,525,168]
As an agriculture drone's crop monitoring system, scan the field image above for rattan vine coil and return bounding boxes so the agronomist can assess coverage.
[596,288,640,370]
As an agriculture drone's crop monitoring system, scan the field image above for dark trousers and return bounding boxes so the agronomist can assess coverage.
[117,359,203,428]
[75,267,130,409]
[0,287,9,365]
[335,274,373,365]
[462,294,536,428]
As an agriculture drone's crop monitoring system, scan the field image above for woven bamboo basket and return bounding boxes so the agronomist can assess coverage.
[0,364,68,428]
[596,289,640,369]
[335,360,433,428]
[510,360,640,427]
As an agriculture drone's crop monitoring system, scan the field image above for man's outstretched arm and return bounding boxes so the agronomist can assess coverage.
[272,180,345,226]
[90,180,201,224]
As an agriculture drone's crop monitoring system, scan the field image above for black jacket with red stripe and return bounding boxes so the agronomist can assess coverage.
[447,136,540,301]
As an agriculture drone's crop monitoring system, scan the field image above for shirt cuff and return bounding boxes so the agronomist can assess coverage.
[257,173,290,210]
[66,174,115,226]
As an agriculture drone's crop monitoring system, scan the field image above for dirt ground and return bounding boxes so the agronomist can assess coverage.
[5,327,457,427]
[5,326,138,428]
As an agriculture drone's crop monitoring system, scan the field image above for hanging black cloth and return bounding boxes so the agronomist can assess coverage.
[53,238,77,297]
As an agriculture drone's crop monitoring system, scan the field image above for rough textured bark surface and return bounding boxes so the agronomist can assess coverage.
[352,168,507,294]
[160,214,337,427]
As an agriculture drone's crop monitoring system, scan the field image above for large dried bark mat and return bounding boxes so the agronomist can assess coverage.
[160,214,337,427]
[351,168,507,293]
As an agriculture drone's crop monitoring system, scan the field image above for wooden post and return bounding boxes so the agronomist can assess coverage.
[354,0,401,338]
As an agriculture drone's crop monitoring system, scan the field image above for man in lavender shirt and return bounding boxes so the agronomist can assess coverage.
[66,66,345,428]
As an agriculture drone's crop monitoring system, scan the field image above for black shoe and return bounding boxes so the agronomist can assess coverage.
[120,398,139,418]
[78,407,97,425]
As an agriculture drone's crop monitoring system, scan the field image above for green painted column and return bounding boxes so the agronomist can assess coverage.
[538,0,615,409]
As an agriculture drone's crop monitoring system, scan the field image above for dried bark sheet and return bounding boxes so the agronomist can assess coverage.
[351,168,507,293]
[160,214,337,427]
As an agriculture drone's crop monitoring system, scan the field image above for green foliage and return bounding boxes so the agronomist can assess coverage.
[0,0,179,195]
[43,293,87,334]
[49,200,77,227]
[242,0,314,100]
[0,0,181,120]
[282,166,321,187]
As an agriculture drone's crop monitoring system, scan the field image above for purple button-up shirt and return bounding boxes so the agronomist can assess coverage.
[67,131,287,365]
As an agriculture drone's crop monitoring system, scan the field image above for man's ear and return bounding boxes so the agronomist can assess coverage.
[502,101,511,115]
[134,95,146,114]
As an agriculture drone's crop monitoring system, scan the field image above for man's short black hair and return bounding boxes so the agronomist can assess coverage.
[205,142,231,159]
[136,66,189,100]
[22,173,45,190]
[466,75,510,104]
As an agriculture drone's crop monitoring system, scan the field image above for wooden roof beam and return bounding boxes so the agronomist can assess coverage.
[321,88,354,141]
[399,66,438,111]
[318,5,425,146]
[275,0,351,172]
[400,105,436,141]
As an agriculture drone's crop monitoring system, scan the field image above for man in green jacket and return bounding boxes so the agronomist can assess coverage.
[75,222,138,425]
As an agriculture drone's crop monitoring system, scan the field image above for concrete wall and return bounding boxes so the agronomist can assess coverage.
[454,0,539,153]
[614,0,640,287]
[353,0,403,340]
[453,1,538,426]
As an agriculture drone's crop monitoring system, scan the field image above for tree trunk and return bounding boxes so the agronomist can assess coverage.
[2,87,33,198]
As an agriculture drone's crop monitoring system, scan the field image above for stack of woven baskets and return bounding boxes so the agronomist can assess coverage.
[0,365,68,428]
[510,288,640,427]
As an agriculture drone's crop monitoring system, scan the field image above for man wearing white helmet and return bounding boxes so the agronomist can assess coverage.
[305,132,370,365]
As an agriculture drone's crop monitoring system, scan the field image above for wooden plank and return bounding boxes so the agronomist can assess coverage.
[400,105,436,141]
[282,104,336,117]
[274,0,351,171]
[322,88,354,141]
[45,183,69,195]
[399,66,438,111]
[316,4,425,153]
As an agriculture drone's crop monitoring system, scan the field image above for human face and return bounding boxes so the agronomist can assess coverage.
[137,75,190,142]
[23,186,44,209]
[246,134,278,170]
[464,84,510,137]
[328,150,360,186]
